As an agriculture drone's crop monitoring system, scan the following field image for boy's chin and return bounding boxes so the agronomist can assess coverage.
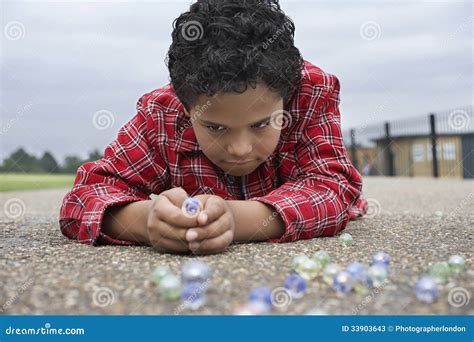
[219,163,260,177]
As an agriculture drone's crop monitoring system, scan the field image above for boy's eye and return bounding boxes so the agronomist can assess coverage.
[206,125,226,132]
[205,120,270,132]
[253,120,270,129]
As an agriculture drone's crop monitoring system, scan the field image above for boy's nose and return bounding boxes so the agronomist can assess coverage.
[227,141,253,158]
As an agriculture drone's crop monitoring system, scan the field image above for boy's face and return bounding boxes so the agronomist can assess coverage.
[184,83,284,177]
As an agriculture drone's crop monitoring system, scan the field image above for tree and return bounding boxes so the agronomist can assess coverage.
[39,151,59,173]
[62,155,84,174]
[87,149,103,162]
[1,147,41,173]
[0,147,106,174]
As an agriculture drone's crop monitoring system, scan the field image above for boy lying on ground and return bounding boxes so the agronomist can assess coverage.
[59,0,368,255]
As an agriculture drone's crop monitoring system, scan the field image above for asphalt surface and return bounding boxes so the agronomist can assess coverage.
[1,177,473,315]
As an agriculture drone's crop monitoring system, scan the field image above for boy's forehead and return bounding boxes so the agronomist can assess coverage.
[193,83,283,122]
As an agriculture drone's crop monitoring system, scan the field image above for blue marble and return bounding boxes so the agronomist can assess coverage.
[181,260,212,285]
[248,286,273,309]
[415,275,439,304]
[372,251,390,269]
[333,270,355,293]
[284,273,307,299]
[346,262,372,288]
[181,197,202,217]
[181,281,206,310]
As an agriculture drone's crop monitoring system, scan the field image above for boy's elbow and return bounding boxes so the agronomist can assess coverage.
[58,217,80,241]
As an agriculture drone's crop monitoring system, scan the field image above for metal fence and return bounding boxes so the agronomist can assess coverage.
[343,106,474,179]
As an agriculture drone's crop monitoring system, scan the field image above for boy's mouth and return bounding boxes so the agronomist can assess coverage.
[224,160,254,165]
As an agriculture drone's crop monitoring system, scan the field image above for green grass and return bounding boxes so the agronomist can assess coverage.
[0,173,76,192]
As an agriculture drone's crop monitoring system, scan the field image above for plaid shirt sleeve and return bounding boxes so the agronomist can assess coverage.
[58,95,170,245]
[249,74,367,243]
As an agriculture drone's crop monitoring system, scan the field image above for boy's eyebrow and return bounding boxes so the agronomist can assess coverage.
[199,115,273,127]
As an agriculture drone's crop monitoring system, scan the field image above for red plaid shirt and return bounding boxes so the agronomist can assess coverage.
[59,59,368,245]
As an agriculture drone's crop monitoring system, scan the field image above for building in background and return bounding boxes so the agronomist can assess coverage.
[344,106,474,179]
[371,133,473,178]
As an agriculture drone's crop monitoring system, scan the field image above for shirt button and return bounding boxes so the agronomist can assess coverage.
[226,175,235,184]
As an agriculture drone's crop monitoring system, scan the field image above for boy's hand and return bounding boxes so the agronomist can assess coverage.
[146,187,197,253]
[185,195,235,255]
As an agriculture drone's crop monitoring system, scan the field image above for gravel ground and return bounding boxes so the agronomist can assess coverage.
[1,176,473,315]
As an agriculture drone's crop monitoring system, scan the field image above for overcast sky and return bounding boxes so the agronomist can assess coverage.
[1,0,472,163]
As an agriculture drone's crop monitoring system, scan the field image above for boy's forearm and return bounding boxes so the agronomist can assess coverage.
[102,200,152,244]
[101,197,285,245]
[227,200,285,242]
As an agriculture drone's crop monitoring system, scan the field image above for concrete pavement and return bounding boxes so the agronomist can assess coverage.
[1,177,473,315]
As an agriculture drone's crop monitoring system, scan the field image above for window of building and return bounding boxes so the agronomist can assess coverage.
[412,144,425,162]
[443,142,456,160]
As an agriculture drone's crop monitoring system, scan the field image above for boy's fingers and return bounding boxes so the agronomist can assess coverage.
[161,187,189,207]
[185,212,231,242]
[188,230,233,255]
[197,212,208,226]
[200,196,226,224]
[151,195,197,228]
[148,220,187,241]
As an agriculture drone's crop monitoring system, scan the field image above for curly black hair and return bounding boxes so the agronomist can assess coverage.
[166,0,303,110]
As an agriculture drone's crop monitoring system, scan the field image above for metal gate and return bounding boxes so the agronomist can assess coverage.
[461,133,474,179]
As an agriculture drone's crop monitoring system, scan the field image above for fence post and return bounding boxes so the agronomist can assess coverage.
[350,129,358,170]
[429,113,439,178]
[384,122,394,176]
